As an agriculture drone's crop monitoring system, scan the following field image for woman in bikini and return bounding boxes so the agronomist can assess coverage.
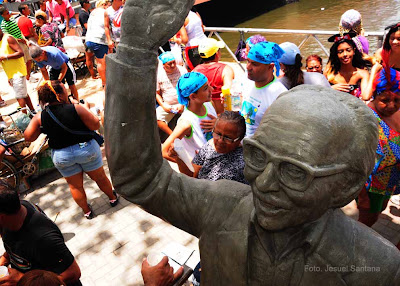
[324,33,374,100]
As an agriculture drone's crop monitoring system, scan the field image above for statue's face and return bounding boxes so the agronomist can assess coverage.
[243,119,347,230]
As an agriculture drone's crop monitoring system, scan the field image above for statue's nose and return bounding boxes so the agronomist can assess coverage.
[255,162,280,193]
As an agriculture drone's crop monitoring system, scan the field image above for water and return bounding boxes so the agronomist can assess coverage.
[219,0,400,63]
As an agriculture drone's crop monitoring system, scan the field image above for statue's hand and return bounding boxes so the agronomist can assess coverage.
[120,0,194,50]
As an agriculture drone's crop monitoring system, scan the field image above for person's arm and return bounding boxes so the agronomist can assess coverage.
[39,66,50,80]
[222,64,235,91]
[161,119,191,162]
[74,104,100,130]
[28,26,39,41]
[0,36,23,61]
[104,11,114,52]
[330,83,351,93]
[48,9,54,23]
[0,268,24,285]
[24,113,42,142]
[58,62,68,81]
[141,256,183,286]
[156,92,172,113]
[359,69,371,101]
[57,259,81,285]
[0,253,9,266]
[176,25,188,45]
[362,63,382,101]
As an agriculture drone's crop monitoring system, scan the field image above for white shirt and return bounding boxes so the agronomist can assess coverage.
[178,102,217,160]
[85,8,107,45]
[279,71,330,90]
[157,64,187,105]
[241,78,287,138]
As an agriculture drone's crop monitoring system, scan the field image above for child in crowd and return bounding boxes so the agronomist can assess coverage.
[161,72,217,167]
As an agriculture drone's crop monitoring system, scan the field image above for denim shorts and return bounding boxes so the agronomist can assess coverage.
[85,41,108,59]
[51,139,103,178]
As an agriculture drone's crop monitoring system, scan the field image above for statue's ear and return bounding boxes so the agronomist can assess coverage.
[330,173,365,208]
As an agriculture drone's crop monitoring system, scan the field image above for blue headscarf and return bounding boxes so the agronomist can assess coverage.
[158,51,175,64]
[247,42,285,76]
[176,72,208,107]
[374,67,400,95]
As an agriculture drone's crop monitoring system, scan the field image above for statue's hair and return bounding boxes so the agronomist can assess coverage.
[256,85,378,207]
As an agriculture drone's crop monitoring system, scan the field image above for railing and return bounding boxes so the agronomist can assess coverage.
[205,27,385,72]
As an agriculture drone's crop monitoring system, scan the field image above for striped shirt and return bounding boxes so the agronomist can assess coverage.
[0,19,23,39]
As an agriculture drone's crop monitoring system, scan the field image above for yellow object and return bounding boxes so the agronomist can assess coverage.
[221,86,232,111]
[0,34,27,79]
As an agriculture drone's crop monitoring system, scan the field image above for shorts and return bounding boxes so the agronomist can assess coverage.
[9,76,28,99]
[49,61,76,86]
[51,139,103,177]
[156,105,179,123]
[19,41,32,63]
[85,41,108,59]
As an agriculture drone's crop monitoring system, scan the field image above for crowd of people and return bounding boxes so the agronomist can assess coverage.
[0,2,399,285]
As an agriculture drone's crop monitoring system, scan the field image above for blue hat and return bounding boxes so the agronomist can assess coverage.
[278,42,300,65]
[247,42,285,76]
[158,51,175,64]
[176,72,208,107]
[374,67,400,95]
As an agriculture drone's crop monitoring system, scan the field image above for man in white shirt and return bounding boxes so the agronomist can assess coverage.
[241,42,288,137]
[156,52,187,135]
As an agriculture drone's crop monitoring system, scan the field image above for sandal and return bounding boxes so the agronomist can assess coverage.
[84,204,94,219]
[0,100,6,107]
[110,191,119,207]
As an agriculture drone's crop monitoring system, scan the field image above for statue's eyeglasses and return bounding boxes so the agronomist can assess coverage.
[243,138,347,192]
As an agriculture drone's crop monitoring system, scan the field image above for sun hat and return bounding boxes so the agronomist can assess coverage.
[176,72,208,107]
[158,51,175,64]
[278,42,300,65]
[247,42,285,76]
[35,10,47,20]
[198,38,225,58]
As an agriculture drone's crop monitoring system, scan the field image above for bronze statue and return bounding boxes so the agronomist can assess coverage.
[105,0,400,284]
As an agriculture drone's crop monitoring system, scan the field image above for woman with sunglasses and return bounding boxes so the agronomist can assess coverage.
[305,55,323,73]
[24,80,118,219]
[324,33,373,100]
[358,68,400,234]
[173,111,248,184]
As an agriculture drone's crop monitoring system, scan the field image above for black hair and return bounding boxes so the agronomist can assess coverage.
[327,38,371,75]
[282,54,304,89]
[0,180,21,215]
[383,26,400,51]
[217,111,246,140]
[0,5,6,15]
[79,0,89,7]
[200,53,217,63]
[18,4,27,13]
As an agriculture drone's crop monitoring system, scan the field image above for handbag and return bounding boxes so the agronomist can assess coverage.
[234,31,247,61]
[45,106,104,146]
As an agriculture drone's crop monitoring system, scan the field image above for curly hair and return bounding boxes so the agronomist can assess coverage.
[37,80,65,104]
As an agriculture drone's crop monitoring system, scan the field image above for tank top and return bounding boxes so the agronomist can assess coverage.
[85,8,107,45]
[193,63,226,99]
[41,104,94,149]
[0,34,27,79]
[177,102,217,160]
[185,11,207,47]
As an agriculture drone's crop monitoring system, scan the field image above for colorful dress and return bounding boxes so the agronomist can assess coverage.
[39,22,65,53]
[367,108,400,197]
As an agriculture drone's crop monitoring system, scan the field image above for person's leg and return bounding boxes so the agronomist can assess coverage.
[86,166,116,200]
[157,120,173,135]
[64,172,91,213]
[11,76,34,112]
[85,50,98,79]
[96,56,106,87]
[26,60,32,80]
[16,95,34,112]
[69,84,79,101]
